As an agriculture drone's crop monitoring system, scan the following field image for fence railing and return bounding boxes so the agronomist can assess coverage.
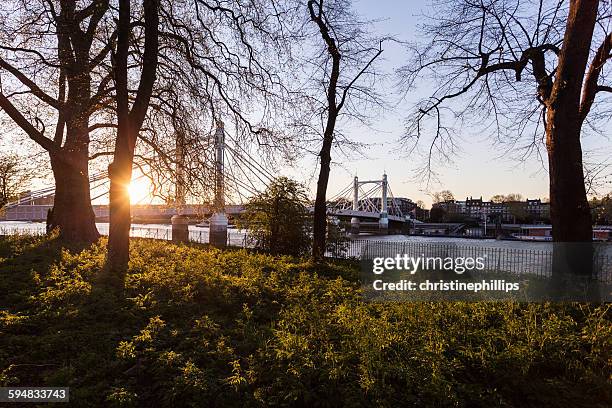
[336,240,612,283]
[2,226,610,283]
[0,225,250,248]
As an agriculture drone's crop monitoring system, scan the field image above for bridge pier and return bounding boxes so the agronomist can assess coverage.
[210,212,228,248]
[379,213,388,235]
[210,120,228,248]
[350,176,360,234]
[350,217,360,235]
[171,214,189,243]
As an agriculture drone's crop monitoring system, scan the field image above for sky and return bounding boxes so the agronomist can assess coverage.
[282,0,611,208]
[4,0,610,208]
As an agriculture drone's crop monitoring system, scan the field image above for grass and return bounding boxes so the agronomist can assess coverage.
[0,234,610,407]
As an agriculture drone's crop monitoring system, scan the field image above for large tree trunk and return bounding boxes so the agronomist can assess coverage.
[545,0,598,280]
[546,124,591,243]
[546,122,593,278]
[312,134,334,260]
[48,131,99,244]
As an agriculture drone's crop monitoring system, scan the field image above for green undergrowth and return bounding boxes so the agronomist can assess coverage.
[0,235,610,407]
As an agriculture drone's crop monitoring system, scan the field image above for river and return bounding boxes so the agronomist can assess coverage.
[0,220,555,250]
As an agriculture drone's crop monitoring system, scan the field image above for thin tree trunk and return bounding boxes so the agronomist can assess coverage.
[107,138,134,273]
[312,133,334,260]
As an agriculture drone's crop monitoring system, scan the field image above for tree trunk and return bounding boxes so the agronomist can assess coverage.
[48,149,99,244]
[545,0,598,280]
[105,0,159,278]
[546,121,593,278]
[107,156,133,274]
[312,134,334,260]
[546,125,591,243]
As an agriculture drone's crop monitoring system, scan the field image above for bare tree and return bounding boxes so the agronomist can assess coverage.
[0,153,31,208]
[0,0,114,242]
[491,193,524,203]
[400,0,611,271]
[105,0,159,275]
[84,0,297,277]
[305,0,385,260]
[432,190,455,203]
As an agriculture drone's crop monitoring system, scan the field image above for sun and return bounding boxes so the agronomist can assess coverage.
[128,179,151,203]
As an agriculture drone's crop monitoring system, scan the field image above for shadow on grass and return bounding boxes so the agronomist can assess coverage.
[0,234,134,397]
[0,235,610,407]
[0,233,83,309]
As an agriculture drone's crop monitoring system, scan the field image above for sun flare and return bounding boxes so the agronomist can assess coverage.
[128,179,151,203]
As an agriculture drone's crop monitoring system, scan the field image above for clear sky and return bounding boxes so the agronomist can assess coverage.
[4,0,610,208]
[283,0,611,208]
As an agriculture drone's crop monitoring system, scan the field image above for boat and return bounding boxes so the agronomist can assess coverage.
[512,235,553,242]
[513,224,612,242]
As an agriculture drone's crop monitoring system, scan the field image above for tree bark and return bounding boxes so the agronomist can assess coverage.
[107,134,134,273]
[312,133,334,260]
[546,124,591,243]
[546,0,598,279]
[47,94,99,243]
[48,151,99,243]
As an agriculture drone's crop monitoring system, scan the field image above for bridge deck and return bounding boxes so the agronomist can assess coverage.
[329,209,405,222]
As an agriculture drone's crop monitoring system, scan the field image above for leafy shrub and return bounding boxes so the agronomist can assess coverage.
[0,235,610,407]
[241,177,312,256]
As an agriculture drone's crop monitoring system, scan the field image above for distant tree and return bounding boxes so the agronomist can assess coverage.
[432,190,454,204]
[591,194,612,225]
[429,206,447,222]
[242,177,311,257]
[507,201,530,223]
[0,153,31,208]
[490,195,505,204]
[505,193,524,202]
[491,193,524,203]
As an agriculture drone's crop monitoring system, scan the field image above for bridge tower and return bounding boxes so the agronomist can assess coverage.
[171,128,189,242]
[349,173,390,235]
[350,176,360,234]
[209,120,228,247]
[380,173,388,234]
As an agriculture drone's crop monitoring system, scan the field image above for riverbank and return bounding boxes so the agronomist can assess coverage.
[1,235,610,407]
[0,220,563,250]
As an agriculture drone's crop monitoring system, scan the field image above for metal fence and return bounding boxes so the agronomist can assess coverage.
[336,239,612,283]
[2,226,611,283]
[0,225,250,248]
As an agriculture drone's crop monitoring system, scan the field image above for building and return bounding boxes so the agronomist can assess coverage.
[432,196,550,223]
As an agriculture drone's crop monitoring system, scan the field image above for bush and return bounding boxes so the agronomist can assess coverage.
[0,235,610,407]
[240,177,311,256]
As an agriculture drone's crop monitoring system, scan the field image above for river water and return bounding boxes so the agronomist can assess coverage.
[0,221,554,250]
[4,221,612,282]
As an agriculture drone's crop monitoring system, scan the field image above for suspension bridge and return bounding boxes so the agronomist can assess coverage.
[2,122,413,240]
